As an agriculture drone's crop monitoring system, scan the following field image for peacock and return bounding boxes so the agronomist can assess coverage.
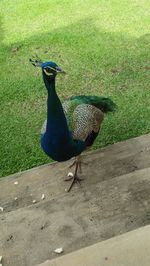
[30,57,116,191]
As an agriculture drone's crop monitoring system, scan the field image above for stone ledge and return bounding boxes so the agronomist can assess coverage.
[37,224,150,266]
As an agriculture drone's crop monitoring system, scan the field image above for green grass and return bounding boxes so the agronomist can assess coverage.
[0,0,150,177]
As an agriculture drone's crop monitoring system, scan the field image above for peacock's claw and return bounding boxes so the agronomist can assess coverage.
[65,175,84,192]
[64,174,83,182]
[64,175,74,181]
[65,155,85,192]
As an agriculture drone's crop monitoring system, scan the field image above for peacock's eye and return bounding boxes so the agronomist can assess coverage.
[43,67,53,76]
[45,67,51,73]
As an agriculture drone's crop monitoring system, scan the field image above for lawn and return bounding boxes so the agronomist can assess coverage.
[0,0,150,177]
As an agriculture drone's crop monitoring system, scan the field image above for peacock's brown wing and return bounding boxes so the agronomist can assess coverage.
[63,100,104,146]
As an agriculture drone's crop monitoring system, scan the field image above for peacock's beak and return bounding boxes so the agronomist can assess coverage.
[56,66,66,74]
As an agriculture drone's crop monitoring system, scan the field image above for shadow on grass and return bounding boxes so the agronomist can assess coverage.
[1,18,149,103]
[1,17,149,68]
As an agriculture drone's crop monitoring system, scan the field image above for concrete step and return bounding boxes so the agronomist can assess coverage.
[0,134,150,266]
[0,133,150,213]
[1,167,150,266]
[37,224,150,266]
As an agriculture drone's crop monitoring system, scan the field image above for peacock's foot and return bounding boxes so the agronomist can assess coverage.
[64,155,85,192]
[65,174,83,192]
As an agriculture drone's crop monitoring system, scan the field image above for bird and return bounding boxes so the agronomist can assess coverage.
[30,57,116,192]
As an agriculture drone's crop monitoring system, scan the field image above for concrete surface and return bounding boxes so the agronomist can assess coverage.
[0,134,150,266]
[37,225,150,266]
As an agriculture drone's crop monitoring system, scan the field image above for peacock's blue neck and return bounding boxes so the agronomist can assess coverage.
[42,73,71,144]
[43,74,60,118]
[41,72,86,161]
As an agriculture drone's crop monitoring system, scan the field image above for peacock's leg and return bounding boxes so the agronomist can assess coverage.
[65,155,83,192]
[68,155,87,173]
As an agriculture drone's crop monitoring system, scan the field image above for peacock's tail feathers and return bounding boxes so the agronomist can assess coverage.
[69,95,116,113]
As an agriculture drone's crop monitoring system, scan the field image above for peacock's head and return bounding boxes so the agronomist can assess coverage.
[29,56,65,80]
